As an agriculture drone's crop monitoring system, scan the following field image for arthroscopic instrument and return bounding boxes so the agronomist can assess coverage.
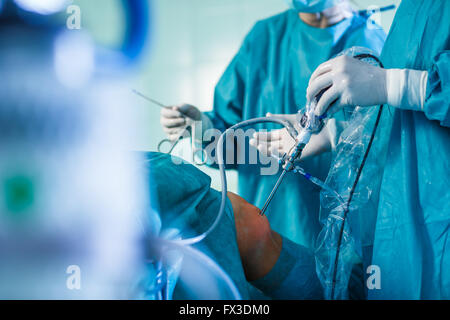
[259,101,326,216]
[132,89,167,108]
[132,89,207,164]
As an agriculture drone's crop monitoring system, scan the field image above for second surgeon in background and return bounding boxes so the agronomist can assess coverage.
[160,0,385,249]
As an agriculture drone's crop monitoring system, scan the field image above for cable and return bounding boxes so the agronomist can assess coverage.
[329,53,384,299]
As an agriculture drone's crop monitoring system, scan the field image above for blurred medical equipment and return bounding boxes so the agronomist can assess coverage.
[0,0,149,299]
[144,237,241,300]
[133,90,207,165]
[3,0,151,71]
[1,0,242,301]
[13,0,68,15]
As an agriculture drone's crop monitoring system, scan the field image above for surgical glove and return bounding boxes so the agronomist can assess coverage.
[249,113,333,160]
[249,113,299,158]
[250,128,295,159]
[306,55,388,117]
[160,104,202,141]
[307,55,428,117]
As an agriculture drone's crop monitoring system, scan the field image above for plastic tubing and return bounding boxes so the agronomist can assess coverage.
[154,238,242,300]
[293,165,346,207]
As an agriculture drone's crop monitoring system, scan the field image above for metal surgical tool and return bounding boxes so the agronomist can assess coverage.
[259,108,326,216]
[132,89,207,164]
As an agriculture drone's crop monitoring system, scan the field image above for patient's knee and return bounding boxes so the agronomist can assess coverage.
[227,192,270,242]
[227,192,282,281]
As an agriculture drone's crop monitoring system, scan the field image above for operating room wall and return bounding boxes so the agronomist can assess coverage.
[77,0,401,192]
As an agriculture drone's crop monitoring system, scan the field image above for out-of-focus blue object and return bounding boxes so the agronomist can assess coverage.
[356,4,396,19]
[0,0,149,299]
[143,152,246,299]
[284,0,342,13]
[13,0,67,15]
[368,0,450,299]
[204,9,386,248]
[143,237,242,300]
[120,0,151,63]
[95,0,152,71]
[3,0,151,70]
[0,36,146,300]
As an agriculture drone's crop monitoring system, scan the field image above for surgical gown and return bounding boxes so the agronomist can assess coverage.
[369,0,450,299]
[204,9,386,248]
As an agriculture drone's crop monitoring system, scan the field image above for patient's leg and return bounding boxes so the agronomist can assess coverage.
[228,192,323,299]
[227,192,282,281]
[146,152,321,299]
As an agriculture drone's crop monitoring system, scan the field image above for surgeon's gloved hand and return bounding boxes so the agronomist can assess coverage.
[160,104,202,141]
[249,112,333,160]
[306,55,388,117]
[250,128,295,159]
[249,113,299,159]
[307,55,429,117]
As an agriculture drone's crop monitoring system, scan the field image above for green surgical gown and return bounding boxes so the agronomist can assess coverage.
[369,0,450,299]
[204,10,386,248]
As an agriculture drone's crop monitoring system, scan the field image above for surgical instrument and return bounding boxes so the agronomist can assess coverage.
[259,101,326,216]
[132,89,208,164]
[132,89,167,108]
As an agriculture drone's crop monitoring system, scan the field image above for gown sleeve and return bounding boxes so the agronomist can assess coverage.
[424,51,450,127]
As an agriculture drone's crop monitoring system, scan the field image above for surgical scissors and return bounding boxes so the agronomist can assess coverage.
[132,90,207,165]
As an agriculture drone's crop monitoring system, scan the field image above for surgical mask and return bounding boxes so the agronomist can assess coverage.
[284,0,345,13]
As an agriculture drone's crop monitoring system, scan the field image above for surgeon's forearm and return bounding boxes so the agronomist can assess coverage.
[227,192,282,281]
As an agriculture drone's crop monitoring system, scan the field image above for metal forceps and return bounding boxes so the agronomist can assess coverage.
[132,90,207,165]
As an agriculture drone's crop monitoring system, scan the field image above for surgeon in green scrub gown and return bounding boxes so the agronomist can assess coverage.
[160,1,386,249]
[305,0,450,299]
[371,0,450,300]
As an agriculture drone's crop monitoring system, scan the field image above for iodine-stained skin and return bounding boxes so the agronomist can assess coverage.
[227,191,282,282]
